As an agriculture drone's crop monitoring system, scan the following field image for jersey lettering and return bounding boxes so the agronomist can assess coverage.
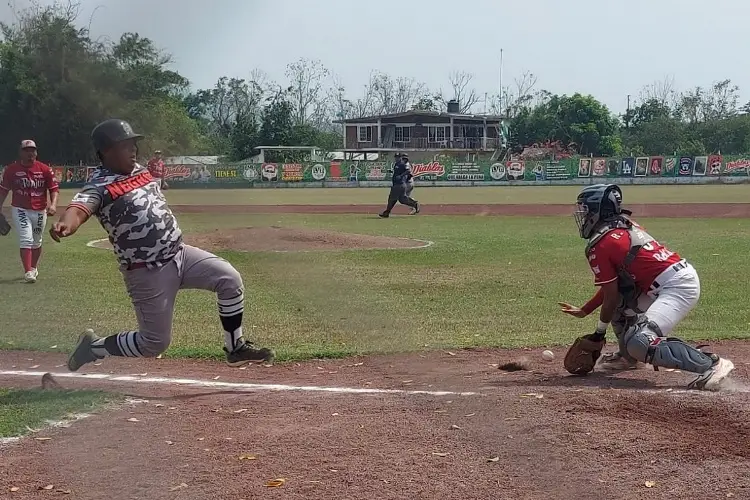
[105,171,153,200]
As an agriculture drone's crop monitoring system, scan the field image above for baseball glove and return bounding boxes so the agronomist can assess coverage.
[564,334,606,375]
[0,213,10,236]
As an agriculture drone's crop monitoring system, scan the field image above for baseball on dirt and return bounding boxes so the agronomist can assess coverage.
[542,350,555,361]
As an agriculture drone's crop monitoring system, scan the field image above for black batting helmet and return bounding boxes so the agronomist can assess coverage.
[91,119,144,153]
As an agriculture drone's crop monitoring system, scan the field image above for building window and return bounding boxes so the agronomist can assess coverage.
[394,126,411,143]
[428,126,447,143]
[358,126,372,142]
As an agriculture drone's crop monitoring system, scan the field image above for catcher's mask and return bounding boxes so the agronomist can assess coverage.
[574,184,624,239]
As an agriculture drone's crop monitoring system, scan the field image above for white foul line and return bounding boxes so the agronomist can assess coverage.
[0,370,479,397]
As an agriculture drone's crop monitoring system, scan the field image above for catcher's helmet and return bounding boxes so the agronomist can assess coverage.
[91,119,144,153]
[574,184,624,239]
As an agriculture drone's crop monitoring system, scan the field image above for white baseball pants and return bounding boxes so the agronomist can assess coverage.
[11,207,47,249]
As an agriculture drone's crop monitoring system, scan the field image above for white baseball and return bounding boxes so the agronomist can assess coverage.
[541,350,555,361]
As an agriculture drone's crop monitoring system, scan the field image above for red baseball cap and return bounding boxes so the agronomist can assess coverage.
[20,140,37,149]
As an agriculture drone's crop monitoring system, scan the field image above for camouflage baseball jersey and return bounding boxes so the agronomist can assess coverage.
[68,164,183,267]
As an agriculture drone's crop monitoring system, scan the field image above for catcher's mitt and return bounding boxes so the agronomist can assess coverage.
[0,213,10,236]
[564,334,606,375]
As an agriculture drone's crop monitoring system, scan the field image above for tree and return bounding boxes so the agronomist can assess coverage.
[435,71,480,113]
[285,58,330,128]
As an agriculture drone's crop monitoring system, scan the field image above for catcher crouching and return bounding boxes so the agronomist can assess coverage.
[559,184,734,390]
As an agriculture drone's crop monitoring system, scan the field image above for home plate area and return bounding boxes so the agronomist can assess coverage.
[1,345,750,499]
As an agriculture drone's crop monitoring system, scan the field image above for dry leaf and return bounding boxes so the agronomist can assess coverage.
[197,437,204,441]
[34,437,52,441]
[233,409,249,414]
[644,481,656,488]
[432,452,449,457]
[154,404,164,408]
[352,362,364,366]
[25,425,40,433]
[168,407,176,410]
[434,410,447,413]
[727,493,735,498]
[165,441,174,445]
[464,413,476,417]
[239,454,257,460]
[264,479,286,488]
[9,486,19,492]
[446,351,456,356]
[50,345,58,349]
[331,413,339,416]
[402,380,413,383]
[487,457,500,462]
[138,373,147,376]
[213,376,220,380]
[126,418,139,422]
[450,425,462,430]
[30,365,40,369]
[56,489,71,494]
[39,485,54,490]
[210,408,220,413]
[169,483,188,492]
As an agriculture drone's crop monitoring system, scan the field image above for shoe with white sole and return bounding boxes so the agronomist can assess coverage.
[24,270,37,283]
[598,351,639,372]
[67,329,104,372]
[688,357,735,391]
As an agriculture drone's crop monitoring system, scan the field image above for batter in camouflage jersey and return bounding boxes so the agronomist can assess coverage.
[50,119,274,370]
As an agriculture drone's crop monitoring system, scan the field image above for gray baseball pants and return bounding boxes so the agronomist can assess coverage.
[120,244,244,356]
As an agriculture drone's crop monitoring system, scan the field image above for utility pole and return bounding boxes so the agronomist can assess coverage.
[626,94,631,129]
[498,48,504,115]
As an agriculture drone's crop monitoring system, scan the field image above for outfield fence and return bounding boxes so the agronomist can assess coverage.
[26,154,750,189]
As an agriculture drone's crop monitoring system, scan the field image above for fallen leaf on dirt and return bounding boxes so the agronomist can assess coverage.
[34,437,52,441]
[126,418,139,422]
[39,485,54,490]
[520,393,544,399]
[56,489,71,494]
[213,376,220,380]
[9,486,19,492]
[93,362,102,366]
[487,457,500,462]
[210,408,220,413]
[727,493,735,498]
[168,407,176,410]
[169,483,188,491]
[239,366,247,370]
[154,404,164,408]
[434,410,447,413]
[138,373,147,376]
[197,438,204,441]
[432,452,449,457]
[464,413,476,417]
[450,425,462,430]
[156,354,163,359]
[352,362,364,366]
[29,365,40,369]
[233,409,249,414]
[25,425,40,433]
[402,380,413,383]
[239,454,257,460]
[644,481,656,488]
[327,371,338,374]
[264,479,285,488]
[446,351,456,356]
[50,345,57,349]
[165,441,174,445]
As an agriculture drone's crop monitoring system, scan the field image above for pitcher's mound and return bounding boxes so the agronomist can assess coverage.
[89,226,430,253]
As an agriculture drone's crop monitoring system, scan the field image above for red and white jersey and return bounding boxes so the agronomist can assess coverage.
[587,223,683,293]
[0,161,59,211]
[147,158,164,179]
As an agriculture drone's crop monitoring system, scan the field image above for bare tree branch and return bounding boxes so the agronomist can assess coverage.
[436,71,480,113]
[284,58,330,127]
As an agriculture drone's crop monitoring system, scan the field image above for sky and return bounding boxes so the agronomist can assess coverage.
[2,0,748,114]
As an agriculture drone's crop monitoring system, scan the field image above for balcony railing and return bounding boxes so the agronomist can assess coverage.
[382,137,502,150]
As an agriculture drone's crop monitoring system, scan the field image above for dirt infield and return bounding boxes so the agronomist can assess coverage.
[2,341,750,499]
[89,226,430,253]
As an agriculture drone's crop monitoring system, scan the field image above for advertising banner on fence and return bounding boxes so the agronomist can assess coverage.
[14,154,749,189]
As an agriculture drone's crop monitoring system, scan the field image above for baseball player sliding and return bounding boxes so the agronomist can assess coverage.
[50,119,274,371]
[0,140,59,283]
[559,184,734,390]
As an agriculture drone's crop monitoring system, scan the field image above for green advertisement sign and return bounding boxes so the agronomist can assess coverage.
[8,155,750,189]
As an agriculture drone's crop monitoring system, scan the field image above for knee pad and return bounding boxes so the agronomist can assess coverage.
[623,318,715,373]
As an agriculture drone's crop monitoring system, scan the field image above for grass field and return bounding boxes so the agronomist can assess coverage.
[2,208,749,361]
[51,184,750,206]
[0,389,111,438]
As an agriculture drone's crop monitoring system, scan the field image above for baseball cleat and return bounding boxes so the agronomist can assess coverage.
[67,329,103,372]
[410,202,420,215]
[224,342,275,367]
[688,357,735,391]
[597,351,639,372]
[24,270,37,283]
[378,212,389,218]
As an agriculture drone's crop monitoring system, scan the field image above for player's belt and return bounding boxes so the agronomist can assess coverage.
[124,258,174,271]
[647,259,688,296]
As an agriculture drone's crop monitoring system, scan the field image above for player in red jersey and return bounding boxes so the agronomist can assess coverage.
[146,150,166,189]
[559,184,734,390]
[0,140,59,283]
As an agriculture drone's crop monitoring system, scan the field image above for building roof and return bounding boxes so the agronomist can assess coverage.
[335,110,505,124]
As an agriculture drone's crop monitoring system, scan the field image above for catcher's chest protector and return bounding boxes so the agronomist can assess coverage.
[586,223,656,306]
